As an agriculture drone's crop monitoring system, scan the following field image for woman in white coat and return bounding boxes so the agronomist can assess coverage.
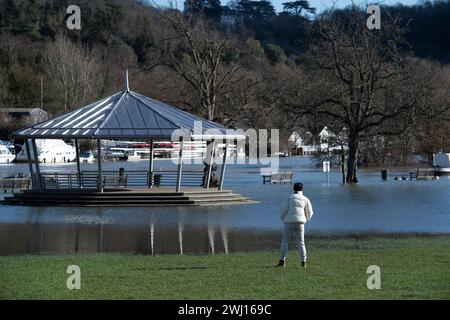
[276,182,314,268]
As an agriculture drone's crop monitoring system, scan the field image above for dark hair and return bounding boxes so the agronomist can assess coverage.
[293,182,303,193]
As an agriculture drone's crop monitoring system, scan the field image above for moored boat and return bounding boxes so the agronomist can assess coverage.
[0,145,15,164]
[16,139,76,163]
[79,150,95,163]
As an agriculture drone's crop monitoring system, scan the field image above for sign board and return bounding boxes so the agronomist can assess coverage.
[323,161,331,173]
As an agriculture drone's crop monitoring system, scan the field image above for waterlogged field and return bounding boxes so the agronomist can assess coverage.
[1,158,449,300]
[1,157,450,255]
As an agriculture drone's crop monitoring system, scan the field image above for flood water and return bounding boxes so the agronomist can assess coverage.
[1,157,450,255]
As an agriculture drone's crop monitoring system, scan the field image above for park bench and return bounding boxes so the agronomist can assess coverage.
[262,171,293,184]
[409,168,436,180]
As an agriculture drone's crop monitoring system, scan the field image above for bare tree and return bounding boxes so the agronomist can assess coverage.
[286,6,447,183]
[46,34,102,111]
[0,72,8,107]
[149,2,239,121]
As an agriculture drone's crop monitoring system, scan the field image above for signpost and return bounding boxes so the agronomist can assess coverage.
[323,161,331,184]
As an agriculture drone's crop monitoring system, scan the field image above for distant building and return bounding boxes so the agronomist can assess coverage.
[220,6,239,27]
[288,128,319,155]
[319,126,333,143]
[319,126,334,150]
[289,127,348,155]
[0,108,48,124]
[288,129,312,148]
[288,132,301,148]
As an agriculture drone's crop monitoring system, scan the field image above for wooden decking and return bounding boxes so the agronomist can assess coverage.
[1,188,257,207]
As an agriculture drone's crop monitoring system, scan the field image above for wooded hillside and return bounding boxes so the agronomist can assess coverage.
[1,0,450,174]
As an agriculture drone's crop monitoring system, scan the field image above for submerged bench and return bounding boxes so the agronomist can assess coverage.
[262,171,293,184]
[409,169,437,181]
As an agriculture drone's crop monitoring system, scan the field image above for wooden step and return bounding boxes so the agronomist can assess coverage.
[10,194,192,201]
[1,189,255,207]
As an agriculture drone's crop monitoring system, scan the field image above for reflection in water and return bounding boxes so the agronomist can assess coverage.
[208,225,215,255]
[150,220,154,256]
[0,221,279,256]
[221,226,229,254]
[178,218,184,255]
[75,223,80,253]
[96,208,101,253]
[2,157,450,256]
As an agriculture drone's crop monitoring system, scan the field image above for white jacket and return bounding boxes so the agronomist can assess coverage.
[280,191,314,224]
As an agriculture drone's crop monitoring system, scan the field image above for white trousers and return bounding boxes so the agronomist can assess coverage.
[279,223,306,262]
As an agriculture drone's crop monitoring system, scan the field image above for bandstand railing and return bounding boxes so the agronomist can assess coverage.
[37,170,204,190]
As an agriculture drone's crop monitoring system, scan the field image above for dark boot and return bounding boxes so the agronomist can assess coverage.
[275,260,286,267]
[301,261,306,268]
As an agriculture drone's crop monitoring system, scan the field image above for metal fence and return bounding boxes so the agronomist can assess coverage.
[38,170,204,190]
[0,173,31,192]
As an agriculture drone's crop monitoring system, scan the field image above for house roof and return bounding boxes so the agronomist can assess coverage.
[11,73,237,140]
[0,108,48,114]
[319,126,333,138]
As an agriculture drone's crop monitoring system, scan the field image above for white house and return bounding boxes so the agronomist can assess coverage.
[220,6,240,27]
[0,108,48,124]
[288,131,302,148]
[289,127,348,155]
[319,126,333,143]
[288,129,318,155]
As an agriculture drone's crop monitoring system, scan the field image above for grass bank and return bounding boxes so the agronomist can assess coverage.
[1,236,449,299]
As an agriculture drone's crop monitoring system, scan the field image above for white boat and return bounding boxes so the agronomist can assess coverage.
[105,148,127,161]
[16,139,76,163]
[433,152,450,176]
[107,147,134,161]
[110,147,144,161]
[216,143,245,158]
[274,151,289,157]
[79,150,95,163]
[0,145,15,164]
[126,150,142,161]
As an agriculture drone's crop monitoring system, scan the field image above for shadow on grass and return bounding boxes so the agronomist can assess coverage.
[260,265,282,269]
[132,266,209,271]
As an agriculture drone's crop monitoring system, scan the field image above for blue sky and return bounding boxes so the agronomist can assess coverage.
[309,0,418,12]
[303,0,418,12]
[151,0,419,12]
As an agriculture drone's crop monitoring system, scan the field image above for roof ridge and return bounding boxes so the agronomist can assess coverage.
[128,91,184,132]
[133,92,225,129]
[96,90,128,133]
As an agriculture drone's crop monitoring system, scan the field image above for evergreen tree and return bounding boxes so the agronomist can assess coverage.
[282,1,316,16]
[184,0,222,20]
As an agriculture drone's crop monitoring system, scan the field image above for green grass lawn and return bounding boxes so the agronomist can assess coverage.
[1,236,449,300]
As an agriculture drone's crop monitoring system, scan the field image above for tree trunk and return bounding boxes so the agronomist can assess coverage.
[207,105,213,121]
[341,146,346,184]
[346,133,359,183]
